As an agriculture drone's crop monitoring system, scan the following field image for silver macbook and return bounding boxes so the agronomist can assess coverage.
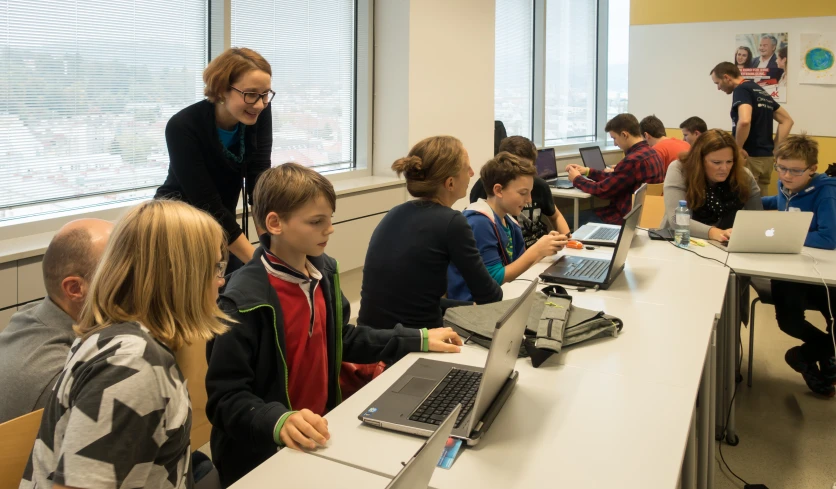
[385,405,461,489]
[359,281,537,446]
[709,210,813,253]
[572,184,647,246]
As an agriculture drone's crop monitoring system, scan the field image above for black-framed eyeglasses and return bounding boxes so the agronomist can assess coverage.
[229,86,275,105]
[773,163,810,177]
[215,261,228,278]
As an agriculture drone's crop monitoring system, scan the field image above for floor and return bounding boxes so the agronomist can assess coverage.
[202,271,836,488]
[714,295,836,488]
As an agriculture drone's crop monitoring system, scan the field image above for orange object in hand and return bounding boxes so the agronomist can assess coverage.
[566,240,584,249]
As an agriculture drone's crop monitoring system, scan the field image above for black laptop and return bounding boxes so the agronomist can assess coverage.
[539,204,641,289]
[536,148,573,189]
[578,146,609,171]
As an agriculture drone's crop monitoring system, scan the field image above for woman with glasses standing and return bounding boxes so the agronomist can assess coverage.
[661,129,763,243]
[156,47,275,268]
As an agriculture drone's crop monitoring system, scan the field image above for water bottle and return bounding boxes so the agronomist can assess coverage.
[674,200,691,248]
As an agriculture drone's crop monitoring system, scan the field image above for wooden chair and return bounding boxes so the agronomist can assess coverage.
[176,339,212,450]
[646,183,664,196]
[0,409,44,489]
[639,195,666,229]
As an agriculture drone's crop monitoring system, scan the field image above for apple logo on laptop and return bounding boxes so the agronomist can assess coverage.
[765,228,775,238]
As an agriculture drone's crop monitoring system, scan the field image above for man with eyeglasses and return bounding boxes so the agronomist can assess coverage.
[710,61,794,197]
[763,134,836,398]
[156,47,275,271]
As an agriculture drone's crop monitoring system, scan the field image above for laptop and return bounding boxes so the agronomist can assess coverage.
[709,210,813,253]
[540,204,641,289]
[536,148,573,189]
[359,280,537,446]
[571,184,647,246]
[385,405,461,489]
[579,146,608,171]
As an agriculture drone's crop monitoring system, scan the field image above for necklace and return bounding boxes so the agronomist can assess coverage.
[220,124,246,164]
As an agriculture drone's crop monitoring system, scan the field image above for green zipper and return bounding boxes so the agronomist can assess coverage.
[333,261,344,405]
[239,304,292,411]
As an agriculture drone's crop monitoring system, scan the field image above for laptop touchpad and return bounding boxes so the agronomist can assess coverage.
[396,377,437,396]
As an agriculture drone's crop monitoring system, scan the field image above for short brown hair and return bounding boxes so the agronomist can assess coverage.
[639,115,666,139]
[480,152,536,197]
[253,163,337,228]
[710,61,740,79]
[392,136,466,199]
[204,47,272,103]
[680,116,708,134]
[42,228,96,300]
[497,136,537,162]
[605,113,641,137]
[775,134,818,167]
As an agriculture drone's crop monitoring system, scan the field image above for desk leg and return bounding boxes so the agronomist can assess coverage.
[573,199,579,232]
[699,320,717,489]
[715,311,726,436]
[682,406,697,489]
[724,273,739,445]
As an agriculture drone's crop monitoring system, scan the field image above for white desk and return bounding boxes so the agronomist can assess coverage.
[305,239,729,489]
[310,347,696,489]
[550,187,592,231]
[229,446,392,488]
[725,246,836,285]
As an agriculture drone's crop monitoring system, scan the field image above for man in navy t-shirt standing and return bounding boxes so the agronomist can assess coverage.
[710,61,794,196]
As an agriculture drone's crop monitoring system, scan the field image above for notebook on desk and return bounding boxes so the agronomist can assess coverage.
[539,204,641,289]
[708,210,813,253]
[571,184,647,246]
[536,148,573,189]
[385,405,461,489]
[359,281,537,446]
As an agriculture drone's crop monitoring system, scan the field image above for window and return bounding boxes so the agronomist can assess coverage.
[495,0,534,139]
[544,0,597,146]
[496,0,630,149]
[231,0,356,172]
[0,0,207,220]
[607,0,630,123]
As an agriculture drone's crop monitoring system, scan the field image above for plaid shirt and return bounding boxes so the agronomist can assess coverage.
[572,141,665,224]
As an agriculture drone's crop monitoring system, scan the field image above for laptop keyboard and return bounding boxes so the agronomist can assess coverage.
[408,368,482,428]
[567,258,609,279]
[588,227,619,241]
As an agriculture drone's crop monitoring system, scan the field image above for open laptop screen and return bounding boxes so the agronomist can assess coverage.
[535,148,557,180]
[579,146,607,171]
[606,204,641,282]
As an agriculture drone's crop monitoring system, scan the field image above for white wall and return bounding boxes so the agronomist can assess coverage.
[629,17,836,136]
[374,0,497,209]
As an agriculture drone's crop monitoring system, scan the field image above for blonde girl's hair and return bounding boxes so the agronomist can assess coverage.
[75,200,229,350]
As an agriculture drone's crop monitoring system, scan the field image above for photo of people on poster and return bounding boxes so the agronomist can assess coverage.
[735,32,788,102]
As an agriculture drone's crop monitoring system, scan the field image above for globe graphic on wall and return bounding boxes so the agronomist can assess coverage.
[805,47,835,71]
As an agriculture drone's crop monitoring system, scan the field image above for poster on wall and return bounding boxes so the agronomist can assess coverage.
[799,33,836,85]
[734,32,788,102]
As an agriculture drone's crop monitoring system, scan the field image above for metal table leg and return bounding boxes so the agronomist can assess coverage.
[573,199,579,232]
[708,320,717,488]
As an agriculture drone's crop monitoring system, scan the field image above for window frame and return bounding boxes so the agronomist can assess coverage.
[0,0,373,224]
[530,0,619,152]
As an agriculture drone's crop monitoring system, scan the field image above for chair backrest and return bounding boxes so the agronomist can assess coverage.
[176,339,211,450]
[646,183,664,196]
[494,121,507,156]
[0,409,44,489]
[638,195,666,229]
